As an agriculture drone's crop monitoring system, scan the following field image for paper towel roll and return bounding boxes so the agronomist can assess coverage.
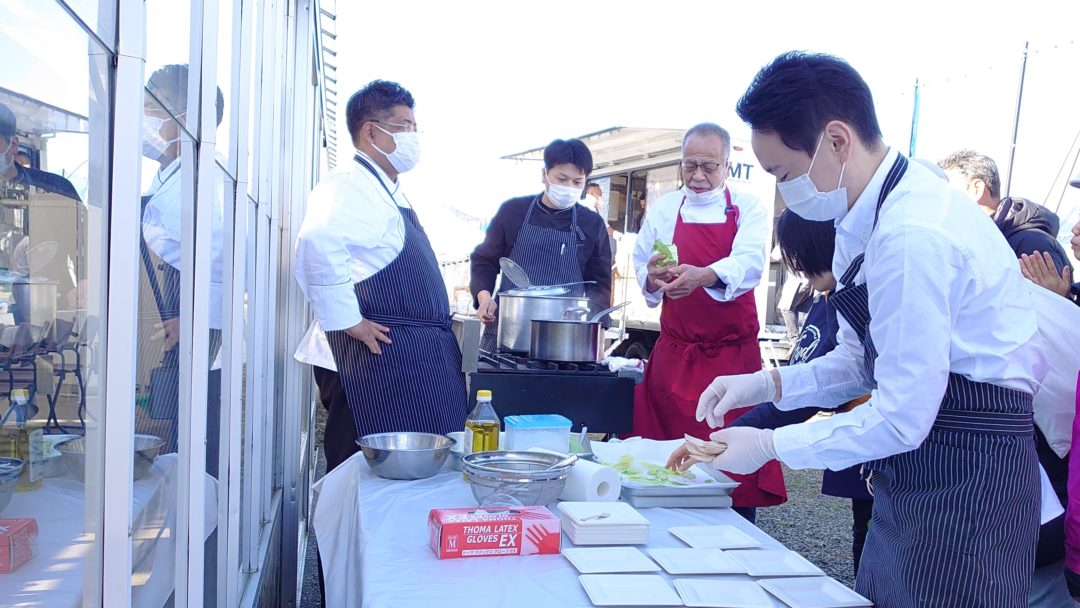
[526,447,621,502]
[560,457,621,502]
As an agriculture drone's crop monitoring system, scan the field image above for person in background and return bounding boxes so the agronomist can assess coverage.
[294,80,468,470]
[698,51,1049,605]
[586,182,618,262]
[0,102,80,201]
[470,139,612,348]
[1062,174,1080,600]
[940,150,1077,603]
[0,102,82,325]
[632,122,782,522]
[939,149,1074,298]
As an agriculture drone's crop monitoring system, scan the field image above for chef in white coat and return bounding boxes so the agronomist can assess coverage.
[294,80,467,473]
[687,52,1050,606]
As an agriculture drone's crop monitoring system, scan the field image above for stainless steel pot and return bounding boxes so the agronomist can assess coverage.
[530,319,602,362]
[497,292,589,353]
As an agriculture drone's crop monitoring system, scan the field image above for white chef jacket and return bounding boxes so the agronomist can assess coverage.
[294,320,336,371]
[293,151,408,369]
[632,186,767,304]
[773,149,1049,470]
[141,156,225,330]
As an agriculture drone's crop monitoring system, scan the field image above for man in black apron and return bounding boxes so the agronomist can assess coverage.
[295,81,467,470]
[695,52,1050,607]
[470,138,611,352]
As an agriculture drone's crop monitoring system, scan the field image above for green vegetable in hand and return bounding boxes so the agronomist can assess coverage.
[652,240,679,267]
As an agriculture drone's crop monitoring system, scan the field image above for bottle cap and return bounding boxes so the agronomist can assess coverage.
[476,390,492,399]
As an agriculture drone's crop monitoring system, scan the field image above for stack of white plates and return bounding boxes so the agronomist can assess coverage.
[558,501,650,545]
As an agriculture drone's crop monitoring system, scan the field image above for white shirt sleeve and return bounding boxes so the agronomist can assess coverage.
[705,192,767,301]
[774,311,873,411]
[773,226,962,470]
[633,208,664,307]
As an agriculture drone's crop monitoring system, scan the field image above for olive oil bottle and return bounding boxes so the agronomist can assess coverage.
[464,390,500,454]
[0,389,43,491]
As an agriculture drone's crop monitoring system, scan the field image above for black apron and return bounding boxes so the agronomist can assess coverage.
[324,156,468,440]
[833,154,1039,606]
[481,196,585,351]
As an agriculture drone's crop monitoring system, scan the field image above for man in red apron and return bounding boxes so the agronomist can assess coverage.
[632,123,785,519]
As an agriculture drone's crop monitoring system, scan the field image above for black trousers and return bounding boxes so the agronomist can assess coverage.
[313,365,353,608]
[313,366,358,473]
[851,498,873,576]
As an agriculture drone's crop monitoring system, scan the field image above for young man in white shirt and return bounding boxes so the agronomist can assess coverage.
[686,52,1049,606]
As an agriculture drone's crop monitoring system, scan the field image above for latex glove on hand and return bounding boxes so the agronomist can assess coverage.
[667,434,728,473]
[708,427,777,475]
[696,370,776,428]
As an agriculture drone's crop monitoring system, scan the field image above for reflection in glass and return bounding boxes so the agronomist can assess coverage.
[216,0,236,173]
[56,0,116,48]
[145,0,193,128]
[134,62,226,606]
[0,2,109,606]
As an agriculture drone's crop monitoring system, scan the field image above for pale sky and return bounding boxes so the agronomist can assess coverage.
[332,0,1080,259]
[2,0,1079,261]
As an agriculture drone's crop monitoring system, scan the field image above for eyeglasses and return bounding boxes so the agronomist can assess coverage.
[680,159,728,173]
[373,119,419,133]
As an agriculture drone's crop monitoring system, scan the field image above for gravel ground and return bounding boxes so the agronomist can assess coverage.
[299,407,328,608]
[755,466,858,588]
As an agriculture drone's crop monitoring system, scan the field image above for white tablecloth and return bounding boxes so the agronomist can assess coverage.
[354,459,807,608]
[0,453,217,608]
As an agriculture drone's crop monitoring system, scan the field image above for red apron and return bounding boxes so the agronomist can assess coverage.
[632,191,786,508]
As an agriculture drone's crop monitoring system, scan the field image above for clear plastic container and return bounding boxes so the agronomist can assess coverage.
[504,414,572,453]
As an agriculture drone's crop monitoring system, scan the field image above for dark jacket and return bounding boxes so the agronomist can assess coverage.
[11,165,81,201]
[470,195,612,316]
[993,197,1072,275]
[729,294,872,500]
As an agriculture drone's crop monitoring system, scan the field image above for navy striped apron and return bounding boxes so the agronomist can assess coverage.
[324,156,468,439]
[833,155,1039,606]
[481,196,586,351]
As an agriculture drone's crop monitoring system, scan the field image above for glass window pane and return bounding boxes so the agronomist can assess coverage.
[0,2,110,606]
[134,61,220,605]
[217,0,236,175]
[57,0,116,48]
[146,0,193,130]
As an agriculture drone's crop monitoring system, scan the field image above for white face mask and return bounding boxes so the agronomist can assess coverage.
[777,133,848,222]
[373,124,420,173]
[142,115,178,161]
[0,140,15,177]
[682,184,724,206]
[546,183,582,209]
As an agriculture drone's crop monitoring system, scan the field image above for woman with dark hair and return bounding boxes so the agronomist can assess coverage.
[670,210,874,576]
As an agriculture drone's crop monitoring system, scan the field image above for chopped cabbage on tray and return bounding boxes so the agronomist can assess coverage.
[603,455,713,486]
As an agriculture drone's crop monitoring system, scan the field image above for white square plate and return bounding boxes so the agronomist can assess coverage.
[669,525,762,549]
[727,550,824,577]
[579,574,683,606]
[647,547,745,574]
[563,547,661,574]
[559,501,651,526]
[758,577,872,607]
[674,579,776,608]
